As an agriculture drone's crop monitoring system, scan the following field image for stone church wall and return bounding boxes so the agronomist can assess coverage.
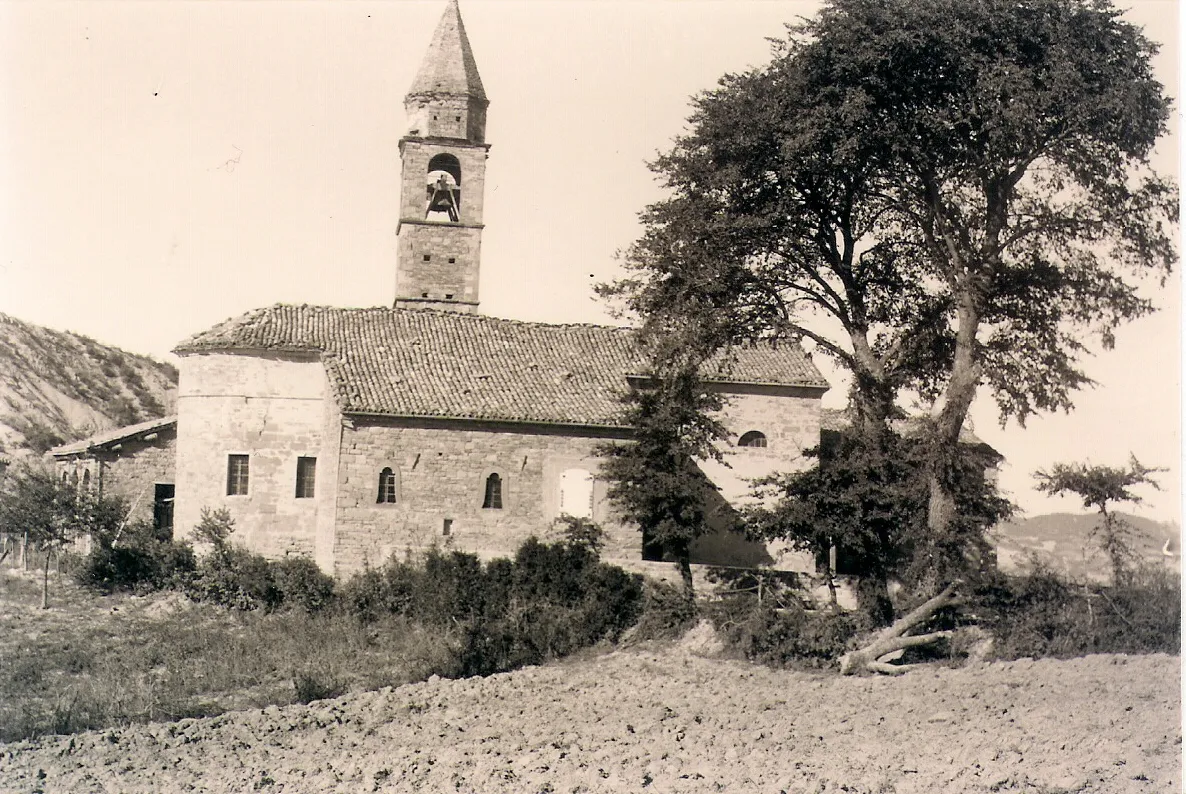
[55,430,176,528]
[174,352,336,559]
[97,432,177,526]
[330,418,633,576]
[708,384,823,501]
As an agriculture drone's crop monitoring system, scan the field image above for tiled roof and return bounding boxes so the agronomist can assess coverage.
[408,0,486,100]
[175,305,829,427]
[49,416,177,458]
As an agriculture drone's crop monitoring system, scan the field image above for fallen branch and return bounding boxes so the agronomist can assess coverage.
[839,582,961,675]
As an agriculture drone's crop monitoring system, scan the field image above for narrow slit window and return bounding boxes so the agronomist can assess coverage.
[482,473,503,509]
[377,467,398,504]
[295,456,316,498]
[227,454,250,496]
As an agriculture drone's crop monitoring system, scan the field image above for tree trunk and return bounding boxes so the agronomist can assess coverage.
[924,294,982,583]
[41,550,50,609]
[677,548,694,601]
[855,572,894,627]
[839,582,961,674]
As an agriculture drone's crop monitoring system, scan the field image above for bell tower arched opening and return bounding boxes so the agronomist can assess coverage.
[425,153,462,222]
[394,0,489,313]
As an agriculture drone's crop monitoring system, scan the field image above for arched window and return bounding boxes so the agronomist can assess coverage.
[482,473,503,509]
[425,153,462,222]
[738,430,768,448]
[559,468,595,519]
[82,470,91,490]
[377,467,398,504]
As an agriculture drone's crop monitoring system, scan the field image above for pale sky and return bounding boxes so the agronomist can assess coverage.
[0,0,1180,522]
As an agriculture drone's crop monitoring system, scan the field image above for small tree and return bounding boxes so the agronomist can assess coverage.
[1034,456,1164,585]
[0,463,125,607]
[597,344,733,599]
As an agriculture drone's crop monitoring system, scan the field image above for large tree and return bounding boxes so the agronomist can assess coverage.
[749,428,1012,624]
[605,0,1176,588]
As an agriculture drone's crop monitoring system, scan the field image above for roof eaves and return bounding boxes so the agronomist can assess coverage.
[343,410,632,434]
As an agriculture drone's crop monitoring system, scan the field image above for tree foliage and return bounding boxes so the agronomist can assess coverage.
[749,429,1012,623]
[596,342,734,597]
[0,462,128,606]
[1034,455,1164,583]
[602,0,1176,583]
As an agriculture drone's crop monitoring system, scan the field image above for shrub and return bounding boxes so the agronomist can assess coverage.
[73,522,196,594]
[338,537,645,678]
[709,596,858,669]
[186,546,282,612]
[293,671,346,704]
[977,561,1181,659]
[628,578,700,641]
[272,557,336,613]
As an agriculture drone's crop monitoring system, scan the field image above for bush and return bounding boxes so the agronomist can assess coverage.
[338,537,645,677]
[185,546,282,612]
[272,557,336,613]
[709,596,858,669]
[976,562,1181,659]
[73,522,196,594]
[292,671,346,704]
[627,578,699,642]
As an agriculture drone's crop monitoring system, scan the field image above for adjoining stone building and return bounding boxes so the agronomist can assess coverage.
[171,0,831,577]
[49,416,177,535]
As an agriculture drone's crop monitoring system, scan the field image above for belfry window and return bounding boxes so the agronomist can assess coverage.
[425,153,462,222]
[377,467,398,504]
[482,473,503,509]
[738,431,768,448]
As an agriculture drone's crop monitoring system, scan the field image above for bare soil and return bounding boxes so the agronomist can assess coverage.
[1,641,1178,793]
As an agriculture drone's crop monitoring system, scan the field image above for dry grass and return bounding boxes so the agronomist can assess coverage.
[0,568,456,742]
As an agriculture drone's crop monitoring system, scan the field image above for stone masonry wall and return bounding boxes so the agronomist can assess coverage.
[395,223,482,306]
[56,430,176,528]
[174,352,336,559]
[331,419,632,577]
[701,385,824,573]
[398,140,488,224]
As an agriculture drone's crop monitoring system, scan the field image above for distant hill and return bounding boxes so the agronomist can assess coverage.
[991,512,1181,581]
[0,313,177,457]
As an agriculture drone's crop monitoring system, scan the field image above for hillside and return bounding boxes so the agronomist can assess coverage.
[991,511,1181,581]
[0,313,177,457]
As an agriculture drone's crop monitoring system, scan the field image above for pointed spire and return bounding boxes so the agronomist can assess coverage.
[408,0,486,100]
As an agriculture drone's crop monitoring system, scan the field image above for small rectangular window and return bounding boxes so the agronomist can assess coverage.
[443,518,453,536]
[295,456,316,498]
[423,254,431,262]
[226,454,249,496]
[448,257,456,264]
[445,293,454,299]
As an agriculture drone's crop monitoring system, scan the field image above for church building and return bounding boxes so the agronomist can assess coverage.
[171,0,830,577]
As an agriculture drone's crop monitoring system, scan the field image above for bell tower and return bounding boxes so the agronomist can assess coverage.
[394,0,489,312]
